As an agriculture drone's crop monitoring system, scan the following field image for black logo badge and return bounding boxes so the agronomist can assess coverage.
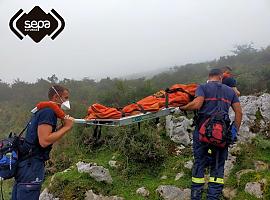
[10,6,65,43]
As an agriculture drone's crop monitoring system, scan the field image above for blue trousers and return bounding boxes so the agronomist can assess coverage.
[191,129,228,200]
[12,157,45,200]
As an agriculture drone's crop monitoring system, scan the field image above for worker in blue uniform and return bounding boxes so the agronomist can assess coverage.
[180,69,242,200]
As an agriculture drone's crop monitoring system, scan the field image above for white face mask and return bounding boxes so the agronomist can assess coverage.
[61,100,71,110]
[52,86,71,110]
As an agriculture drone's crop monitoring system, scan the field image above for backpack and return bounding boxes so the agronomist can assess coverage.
[197,84,231,148]
[0,126,27,180]
[198,112,230,148]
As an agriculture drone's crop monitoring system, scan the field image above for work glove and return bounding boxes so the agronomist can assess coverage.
[230,121,238,143]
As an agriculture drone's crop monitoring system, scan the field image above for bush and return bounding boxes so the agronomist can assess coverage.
[107,123,168,166]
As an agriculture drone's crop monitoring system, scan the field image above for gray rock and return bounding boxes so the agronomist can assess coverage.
[76,162,113,184]
[160,175,168,180]
[230,93,270,140]
[77,161,97,173]
[156,185,191,200]
[39,188,59,200]
[254,160,269,171]
[85,190,124,200]
[175,172,184,181]
[166,115,193,146]
[108,160,119,168]
[224,153,236,179]
[136,187,150,197]
[222,187,237,200]
[259,93,270,121]
[184,160,193,170]
[245,180,265,199]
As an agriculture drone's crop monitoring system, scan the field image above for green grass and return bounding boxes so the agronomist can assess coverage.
[3,129,270,200]
[44,132,270,200]
[47,147,193,200]
[2,179,14,199]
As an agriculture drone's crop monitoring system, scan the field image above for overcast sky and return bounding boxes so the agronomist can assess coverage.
[0,0,269,83]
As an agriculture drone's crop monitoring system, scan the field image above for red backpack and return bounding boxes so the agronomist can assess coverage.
[198,112,230,148]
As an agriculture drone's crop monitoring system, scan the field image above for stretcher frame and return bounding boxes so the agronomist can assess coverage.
[74,107,177,126]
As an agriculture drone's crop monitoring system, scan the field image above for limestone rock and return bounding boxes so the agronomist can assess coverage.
[254,160,269,171]
[166,115,193,146]
[224,153,236,179]
[136,187,150,197]
[76,162,113,184]
[108,160,119,168]
[184,160,193,170]
[245,180,266,199]
[175,172,184,181]
[39,188,59,200]
[156,185,191,200]
[222,187,237,200]
[85,190,124,200]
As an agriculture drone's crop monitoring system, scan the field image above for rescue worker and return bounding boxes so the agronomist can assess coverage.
[180,68,242,200]
[12,85,74,200]
[222,66,240,96]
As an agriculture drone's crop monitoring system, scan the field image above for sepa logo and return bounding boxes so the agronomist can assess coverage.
[9,6,65,43]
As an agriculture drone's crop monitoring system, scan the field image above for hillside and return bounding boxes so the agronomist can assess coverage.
[1,44,270,199]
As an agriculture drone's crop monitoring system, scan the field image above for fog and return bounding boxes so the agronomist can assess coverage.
[0,0,269,83]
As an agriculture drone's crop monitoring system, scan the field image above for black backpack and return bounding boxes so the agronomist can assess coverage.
[0,124,28,180]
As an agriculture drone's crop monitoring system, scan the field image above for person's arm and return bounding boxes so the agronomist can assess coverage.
[232,87,241,96]
[38,117,74,148]
[231,102,242,130]
[180,96,204,111]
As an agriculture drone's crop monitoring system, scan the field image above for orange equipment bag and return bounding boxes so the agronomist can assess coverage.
[86,103,122,120]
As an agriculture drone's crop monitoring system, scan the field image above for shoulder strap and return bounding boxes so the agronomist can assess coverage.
[216,83,223,113]
[18,121,31,138]
[18,113,35,138]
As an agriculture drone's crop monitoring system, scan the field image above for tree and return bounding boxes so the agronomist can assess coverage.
[47,74,59,84]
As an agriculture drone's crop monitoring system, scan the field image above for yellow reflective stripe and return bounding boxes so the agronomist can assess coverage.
[192,177,205,184]
[208,149,212,154]
[209,177,224,184]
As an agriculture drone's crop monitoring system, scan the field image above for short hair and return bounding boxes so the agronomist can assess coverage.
[48,85,69,100]
[209,68,222,77]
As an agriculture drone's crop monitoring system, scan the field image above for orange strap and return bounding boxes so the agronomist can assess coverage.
[36,101,66,119]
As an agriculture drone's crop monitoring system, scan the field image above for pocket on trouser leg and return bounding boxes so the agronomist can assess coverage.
[16,182,41,200]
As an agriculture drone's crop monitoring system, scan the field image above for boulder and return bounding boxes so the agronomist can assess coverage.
[245,180,266,199]
[222,187,237,200]
[254,160,269,171]
[85,190,124,200]
[39,188,59,200]
[76,162,113,184]
[156,185,190,200]
[166,115,193,146]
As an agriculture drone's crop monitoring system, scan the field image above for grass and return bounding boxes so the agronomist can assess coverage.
[3,124,270,200]
[48,148,193,200]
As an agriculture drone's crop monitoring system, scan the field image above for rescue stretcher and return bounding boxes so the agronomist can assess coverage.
[74,107,177,126]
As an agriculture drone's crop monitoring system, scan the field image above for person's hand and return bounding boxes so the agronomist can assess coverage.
[63,115,74,130]
[230,122,238,142]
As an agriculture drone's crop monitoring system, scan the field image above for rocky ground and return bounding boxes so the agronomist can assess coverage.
[37,93,270,200]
